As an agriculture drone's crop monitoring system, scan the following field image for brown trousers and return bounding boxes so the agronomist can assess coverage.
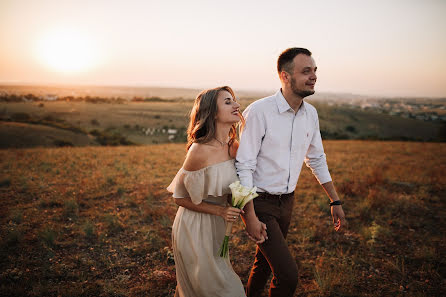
[246,192,298,297]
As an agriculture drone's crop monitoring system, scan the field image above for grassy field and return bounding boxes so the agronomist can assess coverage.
[1,100,444,149]
[1,141,445,296]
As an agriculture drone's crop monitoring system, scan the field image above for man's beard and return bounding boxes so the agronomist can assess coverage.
[291,78,315,98]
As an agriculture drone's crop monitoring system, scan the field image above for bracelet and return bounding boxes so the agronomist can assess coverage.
[329,200,343,207]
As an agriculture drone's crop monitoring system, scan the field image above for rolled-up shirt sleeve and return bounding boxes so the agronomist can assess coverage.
[235,104,266,188]
[304,111,332,184]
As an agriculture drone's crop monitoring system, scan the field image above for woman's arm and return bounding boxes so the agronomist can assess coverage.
[177,143,242,222]
[175,197,242,223]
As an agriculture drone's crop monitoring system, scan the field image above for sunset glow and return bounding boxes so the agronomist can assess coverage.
[1,0,445,97]
[35,29,97,73]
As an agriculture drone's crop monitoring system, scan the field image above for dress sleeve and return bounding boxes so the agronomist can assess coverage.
[166,169,205,205]
[183,171,205,205]
[166,168,189,198]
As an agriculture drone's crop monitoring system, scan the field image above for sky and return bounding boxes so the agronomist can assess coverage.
[1,0,445,97]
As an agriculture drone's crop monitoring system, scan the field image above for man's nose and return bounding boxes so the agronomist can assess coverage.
[311,72,317,80]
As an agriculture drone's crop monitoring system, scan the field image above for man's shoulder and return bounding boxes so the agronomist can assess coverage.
[245,94,277,112]
[303,101,318,114]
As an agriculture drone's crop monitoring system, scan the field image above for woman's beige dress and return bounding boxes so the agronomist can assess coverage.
[167,159,246,297]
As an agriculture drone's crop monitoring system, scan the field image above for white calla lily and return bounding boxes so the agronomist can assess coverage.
[219,181,259,257]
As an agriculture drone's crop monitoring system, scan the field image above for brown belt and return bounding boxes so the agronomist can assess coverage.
[256,191,294,200]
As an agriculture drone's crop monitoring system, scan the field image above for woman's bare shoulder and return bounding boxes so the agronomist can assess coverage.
[183,143,213,171]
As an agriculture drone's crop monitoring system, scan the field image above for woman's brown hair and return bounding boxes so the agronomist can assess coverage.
[186,86,244,152]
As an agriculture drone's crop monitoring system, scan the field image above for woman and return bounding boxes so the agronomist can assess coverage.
[167,86,246,297]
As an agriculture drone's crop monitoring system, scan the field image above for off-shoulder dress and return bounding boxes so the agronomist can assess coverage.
[167,159,246,297]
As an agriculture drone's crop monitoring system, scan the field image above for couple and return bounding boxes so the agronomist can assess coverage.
[167,48,346,297]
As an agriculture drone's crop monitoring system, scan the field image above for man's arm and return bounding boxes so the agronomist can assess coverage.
[236,104,268,242]
[305,110,346,231]
[236,104,264,189]
[304,111,332,185]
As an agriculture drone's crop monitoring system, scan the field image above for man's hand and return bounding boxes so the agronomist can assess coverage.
[321,182,347,231]
[331,205,346,231]
[245,217,268,244]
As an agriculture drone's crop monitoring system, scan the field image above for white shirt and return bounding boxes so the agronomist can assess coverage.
[235,90,332,194]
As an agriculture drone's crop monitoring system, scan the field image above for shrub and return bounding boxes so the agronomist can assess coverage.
[10,210,23,224]
[39,227,57,248]
[11,112,31,122]
[345,125,357,133]
[159,215,172,229]
[3,228,23,247]
[103,214,123,234]
[117,187,125,196]
[42,115,64,123]
[146,229,163,252]
[63,199,79,218]
[0,178,11,188]
[53,139,74,147]
[91,119,100,126]
[90,129,134,146]
[106,176,116,186]
[82,221,95,238]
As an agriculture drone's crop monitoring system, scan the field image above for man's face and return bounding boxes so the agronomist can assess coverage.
[287,54,317,98]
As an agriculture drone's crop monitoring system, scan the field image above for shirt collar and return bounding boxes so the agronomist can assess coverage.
[275,89,306,114]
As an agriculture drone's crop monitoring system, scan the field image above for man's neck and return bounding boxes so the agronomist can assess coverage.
[280,88,303,113]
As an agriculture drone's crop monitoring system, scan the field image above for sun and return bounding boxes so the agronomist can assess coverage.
[36,29,97,73]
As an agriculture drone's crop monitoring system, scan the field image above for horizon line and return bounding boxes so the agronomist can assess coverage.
[0,81,445,100]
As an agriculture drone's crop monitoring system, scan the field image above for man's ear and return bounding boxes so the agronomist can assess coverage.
[280,71,289,83]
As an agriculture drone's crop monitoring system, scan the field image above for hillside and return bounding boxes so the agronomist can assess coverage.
[0,141,445,296]
[1,100,444,149]
[0,121,97,148]
[0,84,271,101]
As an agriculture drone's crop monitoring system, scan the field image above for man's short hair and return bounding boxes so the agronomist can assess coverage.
[277,47,312,74]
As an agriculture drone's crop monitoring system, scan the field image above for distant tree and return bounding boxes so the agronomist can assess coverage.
[345,125,357,133]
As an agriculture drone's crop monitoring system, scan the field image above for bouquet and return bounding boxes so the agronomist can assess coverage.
[218,181,259,258]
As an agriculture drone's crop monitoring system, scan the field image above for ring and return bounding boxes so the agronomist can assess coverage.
[233,216,236,219]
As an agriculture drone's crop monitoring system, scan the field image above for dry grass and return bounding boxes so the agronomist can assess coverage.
[0,141,445,296]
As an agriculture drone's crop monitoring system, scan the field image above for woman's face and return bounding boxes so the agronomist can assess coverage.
[215,90,241,124]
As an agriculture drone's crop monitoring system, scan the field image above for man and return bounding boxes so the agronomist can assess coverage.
[236,47,346,297]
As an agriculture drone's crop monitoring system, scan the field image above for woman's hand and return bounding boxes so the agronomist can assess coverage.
[244,216,268,244]
[220,206,243,223]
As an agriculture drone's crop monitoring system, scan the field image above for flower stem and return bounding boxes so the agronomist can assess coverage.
[218,236,229,257]
[219,222,234,258]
